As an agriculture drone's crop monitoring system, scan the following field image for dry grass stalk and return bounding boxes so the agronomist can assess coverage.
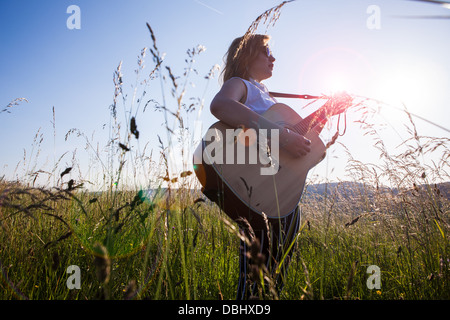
[236,0,296,59]
[1,98,28,114]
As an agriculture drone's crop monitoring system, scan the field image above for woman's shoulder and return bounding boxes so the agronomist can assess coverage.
[226,76,248,85]
[220,77,248,104]
[222,77,249,91]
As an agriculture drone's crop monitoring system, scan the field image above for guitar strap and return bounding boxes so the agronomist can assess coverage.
[269,92,329,100]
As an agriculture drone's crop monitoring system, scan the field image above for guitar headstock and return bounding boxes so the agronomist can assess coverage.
[323,91,353,117]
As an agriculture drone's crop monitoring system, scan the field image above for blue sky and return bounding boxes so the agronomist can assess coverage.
[1,0,449,188]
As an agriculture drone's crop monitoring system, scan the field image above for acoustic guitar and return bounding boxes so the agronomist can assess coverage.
[193,96,350,219]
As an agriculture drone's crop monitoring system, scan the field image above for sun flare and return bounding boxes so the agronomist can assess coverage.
[326,75,350,94]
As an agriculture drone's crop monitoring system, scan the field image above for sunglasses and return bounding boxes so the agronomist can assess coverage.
[264,46,273,58]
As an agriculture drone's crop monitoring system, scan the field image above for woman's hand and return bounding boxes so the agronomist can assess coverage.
[280,128,311,157]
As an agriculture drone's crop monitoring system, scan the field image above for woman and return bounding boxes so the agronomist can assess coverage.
[202,34,350,299]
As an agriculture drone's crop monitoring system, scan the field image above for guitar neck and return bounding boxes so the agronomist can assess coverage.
[292,108,328,136]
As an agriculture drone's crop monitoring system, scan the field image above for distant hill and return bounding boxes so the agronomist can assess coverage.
[302,181,450,200]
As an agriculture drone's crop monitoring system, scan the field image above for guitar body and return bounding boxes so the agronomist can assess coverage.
[193,103,327,218]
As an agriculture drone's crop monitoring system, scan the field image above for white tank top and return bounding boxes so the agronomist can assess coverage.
[234,77,277,114]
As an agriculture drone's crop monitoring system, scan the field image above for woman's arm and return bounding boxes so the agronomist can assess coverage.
[210,78,311,157]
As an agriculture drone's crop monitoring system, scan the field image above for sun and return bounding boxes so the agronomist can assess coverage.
[326,75,351,95]
[297,46,376,98]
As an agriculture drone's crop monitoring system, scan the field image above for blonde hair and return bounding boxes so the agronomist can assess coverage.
[221,34,271,83]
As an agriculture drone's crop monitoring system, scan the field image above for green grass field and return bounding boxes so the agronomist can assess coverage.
[0,177,448,300]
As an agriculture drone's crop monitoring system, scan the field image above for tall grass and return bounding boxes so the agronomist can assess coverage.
[1,2,449,300]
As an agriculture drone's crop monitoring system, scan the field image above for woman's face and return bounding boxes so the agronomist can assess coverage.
[247,46,275,82]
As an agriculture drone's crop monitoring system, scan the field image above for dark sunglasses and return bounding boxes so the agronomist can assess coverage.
[264,46,273,58]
